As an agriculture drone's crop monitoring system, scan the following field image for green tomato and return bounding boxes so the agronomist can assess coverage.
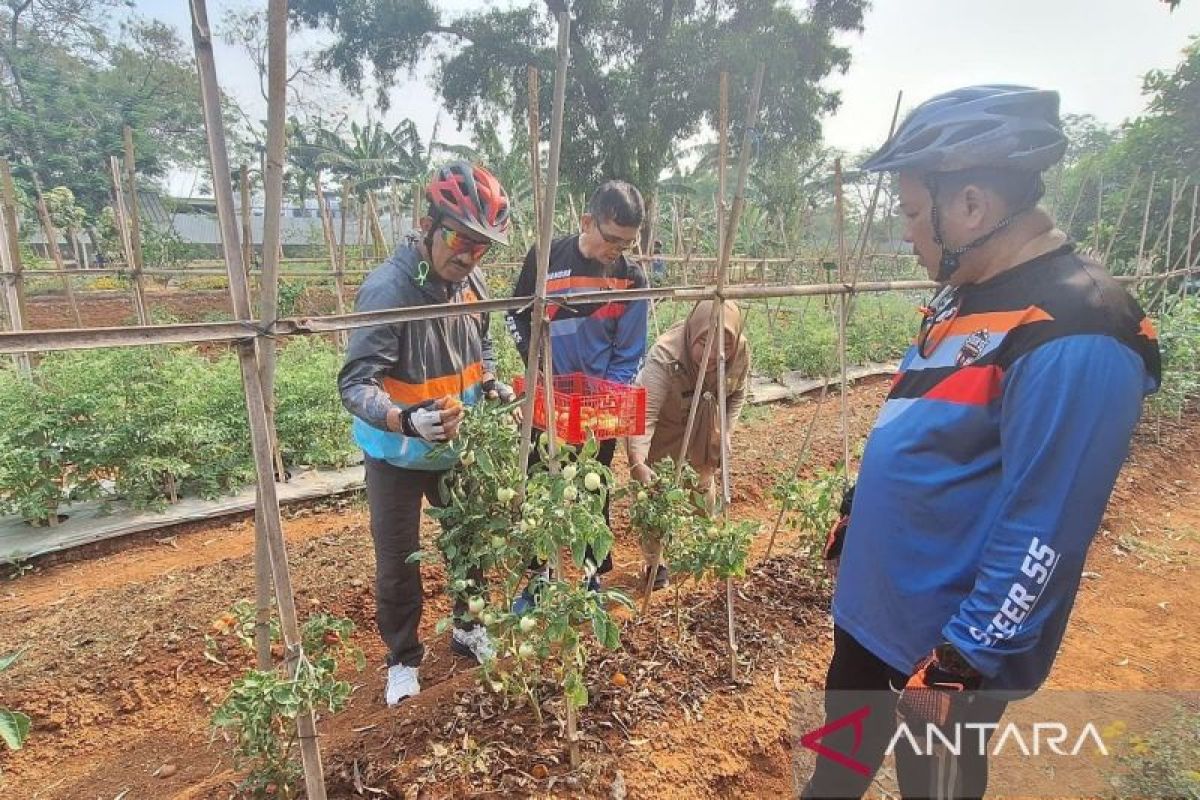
[561,464,578,481]
[460,450,476,466]
[517,642,535,659]
[584,472,602,491]
[489,680,504,693]
[468,596,485,614]
[519,616,537,633]
[496,487,516,504]
[491,535,506,549]
[562,486,578,502]
[482,612,498,627]
[637,490,648,502]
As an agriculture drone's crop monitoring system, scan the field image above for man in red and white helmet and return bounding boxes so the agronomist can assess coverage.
[339,160,514,706]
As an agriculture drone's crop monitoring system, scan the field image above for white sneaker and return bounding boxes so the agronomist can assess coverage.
[451,625,495,664]
[385,664,420,706]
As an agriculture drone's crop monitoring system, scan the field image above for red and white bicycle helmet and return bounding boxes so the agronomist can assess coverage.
[426,160,511,246]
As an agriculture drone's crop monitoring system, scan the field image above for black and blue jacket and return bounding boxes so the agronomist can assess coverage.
[834,245,1161,692]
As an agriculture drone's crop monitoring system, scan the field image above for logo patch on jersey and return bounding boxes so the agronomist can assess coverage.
[956,329,990,367]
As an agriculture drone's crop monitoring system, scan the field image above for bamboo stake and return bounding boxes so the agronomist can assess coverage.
[6,269,1192,357]
[518,65,545,479]
[1093,172,1104,253]
[340,183,350,277]
[641,75,729,615]
[763,381,831,560]
[189,3,327,798]
[240,166,253,281]
[1184,186,1199,303]
[314,170,347,348]
[389,182,403,248]
[1151,179,1185,311]
[236,168,272,670]
[718,66,764,684]
[834,159,850,476]
[1064,172,1090,236]
[514,18,575,766]
[366,190,387,258]
[30,172,82,327]
[567,191,580,230]
[354,194,365,270]
[411,182,421,236]
[122,126,150,324]
[109,157,147,325]
[1102,169,1141,266]
[1136,173,1157,276]
[0,159,31,375]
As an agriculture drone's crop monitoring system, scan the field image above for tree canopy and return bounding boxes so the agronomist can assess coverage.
[290,0,866,201]
[0,1,208,215]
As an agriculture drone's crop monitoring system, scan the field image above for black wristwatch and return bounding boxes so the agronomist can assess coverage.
[933,642,981,679]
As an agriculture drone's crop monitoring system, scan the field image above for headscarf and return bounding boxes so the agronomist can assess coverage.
[646,300,751,470]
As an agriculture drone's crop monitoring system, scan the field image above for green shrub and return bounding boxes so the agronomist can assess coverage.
[274,338,356,470]
[0,366,90,524]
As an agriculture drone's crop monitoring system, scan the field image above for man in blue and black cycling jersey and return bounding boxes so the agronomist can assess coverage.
[506,181,648,604]
[802,86,1161,799]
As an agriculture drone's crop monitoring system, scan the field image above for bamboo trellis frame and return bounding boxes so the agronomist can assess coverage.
[0,16,1194,786]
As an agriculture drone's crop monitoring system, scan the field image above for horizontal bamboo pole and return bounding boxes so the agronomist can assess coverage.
[0,267,1193,356]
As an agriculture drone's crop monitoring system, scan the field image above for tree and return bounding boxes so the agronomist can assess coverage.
[0,6,209,215]
[300,117,427,196]
[1055,39,1200,268]
[290,0,866,202]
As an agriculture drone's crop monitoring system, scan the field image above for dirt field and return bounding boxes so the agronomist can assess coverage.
[0,377,1196,798]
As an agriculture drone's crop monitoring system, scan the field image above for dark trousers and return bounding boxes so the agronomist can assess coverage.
[527,435,617,574]
[801,627,1007,800]
[364,455,473,667]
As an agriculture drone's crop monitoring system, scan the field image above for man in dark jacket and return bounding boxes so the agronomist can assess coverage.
[338,161,515,706]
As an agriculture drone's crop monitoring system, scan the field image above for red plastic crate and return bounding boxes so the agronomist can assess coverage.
[512,372,646,445]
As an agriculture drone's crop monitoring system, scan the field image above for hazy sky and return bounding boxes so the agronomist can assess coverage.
[137,0,1199,192]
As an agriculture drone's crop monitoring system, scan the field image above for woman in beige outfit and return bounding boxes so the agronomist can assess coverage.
[626,299,751,588]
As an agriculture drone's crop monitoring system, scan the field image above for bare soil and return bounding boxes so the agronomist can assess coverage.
[0,377,1195,799]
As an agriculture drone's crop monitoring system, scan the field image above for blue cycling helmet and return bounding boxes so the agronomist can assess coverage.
[862,85,1067,174]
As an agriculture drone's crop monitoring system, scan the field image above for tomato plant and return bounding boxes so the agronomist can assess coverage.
[419,413,630,734]
[617,456,701,561]
[771,468,848,540]
[210,603,364,799]
[422,397,527,613]
[668,516,758,584]
[0,648,30,755]
[0,362,97,524]
[0,339,356,528]
[479,435,630,720]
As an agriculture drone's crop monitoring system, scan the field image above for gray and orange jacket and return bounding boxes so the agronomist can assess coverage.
[338,245,493,471]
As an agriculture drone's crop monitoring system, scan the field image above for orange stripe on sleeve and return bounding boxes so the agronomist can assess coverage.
[1138,316,1158,341]
[382,361,484,405]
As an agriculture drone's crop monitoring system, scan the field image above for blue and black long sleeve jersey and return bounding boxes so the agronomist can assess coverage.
[834,245,1161,693]
[505,235,649,383]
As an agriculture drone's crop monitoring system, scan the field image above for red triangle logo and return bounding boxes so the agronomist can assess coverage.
[798,705,872,777]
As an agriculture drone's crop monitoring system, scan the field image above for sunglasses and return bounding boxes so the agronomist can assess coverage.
[916,285,962,359]
[595,221,636,250]
[440,226,492,259]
